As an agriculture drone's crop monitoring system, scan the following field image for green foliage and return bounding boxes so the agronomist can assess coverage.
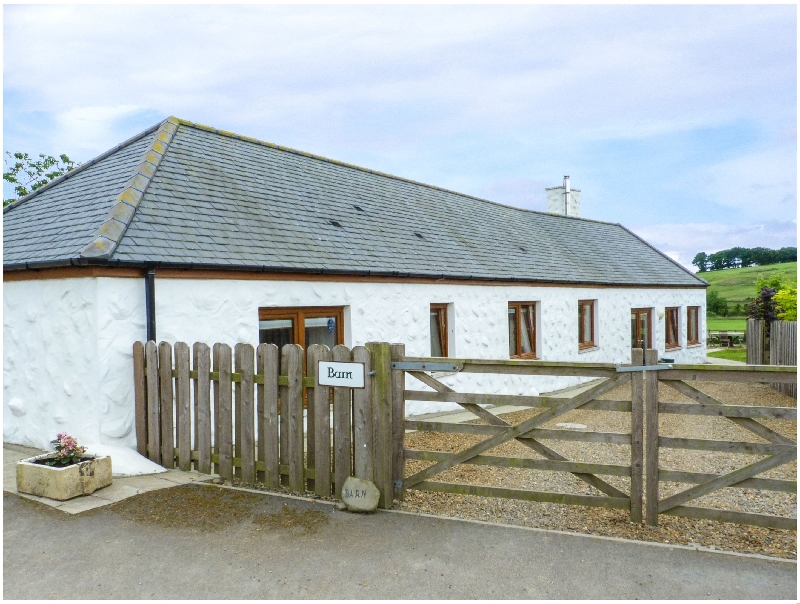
[3,151,78,206]
[754,274,786,293]
[707,289,728,316]
[692,246,796,271]
[774,286,797,321]
[707,348,746,362]
[706,317,747,331]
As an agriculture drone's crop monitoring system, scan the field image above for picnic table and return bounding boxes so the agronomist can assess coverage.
[707,331,744,348]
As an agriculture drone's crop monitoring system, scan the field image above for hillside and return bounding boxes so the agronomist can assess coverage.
[700,262,797,307]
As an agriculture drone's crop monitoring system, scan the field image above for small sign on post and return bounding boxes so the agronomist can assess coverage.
[318,361,366,388]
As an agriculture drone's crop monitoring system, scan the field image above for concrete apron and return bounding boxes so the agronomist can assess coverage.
[3,443,214,514]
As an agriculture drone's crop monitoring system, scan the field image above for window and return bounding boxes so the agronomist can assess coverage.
[665,307,680,349]
[258,306,344,351]
[430,303,449,357]
[631,308,652,349]
[508,302,538,358]
[578,300,596,349]
[687,306,700,345]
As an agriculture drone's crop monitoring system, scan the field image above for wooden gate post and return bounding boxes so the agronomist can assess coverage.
[390,343,406,502]
[367,341,393,509]
[629,348,644,523]
[644,348,660,525]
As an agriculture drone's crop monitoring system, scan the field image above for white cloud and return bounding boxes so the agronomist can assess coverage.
[51,106,147,157]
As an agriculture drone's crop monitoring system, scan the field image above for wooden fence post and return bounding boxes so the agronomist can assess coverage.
[746,319,765,365]
[367,341,393,509]
[644,348,660,525]
[391,343,406,502]
[158,342,175,468]
[770,321,797,399]
[629,348,644,523]
[133,341,147,458]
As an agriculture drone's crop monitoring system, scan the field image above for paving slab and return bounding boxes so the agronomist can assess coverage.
[3,443,215,514]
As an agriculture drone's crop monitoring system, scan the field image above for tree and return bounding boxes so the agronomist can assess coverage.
[707,290,728,316]
[692,252,709,272]
[3,151,78,206]
[774,286,797,322]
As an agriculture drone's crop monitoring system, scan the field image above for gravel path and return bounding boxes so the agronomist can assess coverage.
[398,380,797,559]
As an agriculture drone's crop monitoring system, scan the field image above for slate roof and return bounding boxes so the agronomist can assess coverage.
[3,117,706,287]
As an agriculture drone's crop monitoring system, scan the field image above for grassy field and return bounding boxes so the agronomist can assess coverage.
[707,348,746,362]
[699,261,797,307]
[706,317,747,331]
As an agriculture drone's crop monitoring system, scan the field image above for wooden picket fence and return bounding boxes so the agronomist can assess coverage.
[132,340,400,508]
[133,342,796,529]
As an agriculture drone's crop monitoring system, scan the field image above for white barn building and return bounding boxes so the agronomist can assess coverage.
[3,117,707,451]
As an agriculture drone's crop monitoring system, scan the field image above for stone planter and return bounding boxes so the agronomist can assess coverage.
[16,453,112,501]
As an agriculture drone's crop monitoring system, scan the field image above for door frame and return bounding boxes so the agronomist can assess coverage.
[631,307,653,350]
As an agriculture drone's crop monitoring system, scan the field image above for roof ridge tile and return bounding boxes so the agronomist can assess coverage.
[80,117,180,259]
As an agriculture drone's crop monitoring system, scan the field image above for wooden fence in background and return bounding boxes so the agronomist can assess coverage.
[132,340,398,508]
[747,319,797,398]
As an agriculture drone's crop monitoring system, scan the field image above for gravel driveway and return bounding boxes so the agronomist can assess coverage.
[400,380,797,559]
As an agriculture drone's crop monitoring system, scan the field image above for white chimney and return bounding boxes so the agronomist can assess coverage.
[545,175,581,217]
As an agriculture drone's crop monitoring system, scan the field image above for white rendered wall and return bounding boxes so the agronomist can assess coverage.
[3,275,706,450]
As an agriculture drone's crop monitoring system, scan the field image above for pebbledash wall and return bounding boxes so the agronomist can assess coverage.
[3,275,705,451]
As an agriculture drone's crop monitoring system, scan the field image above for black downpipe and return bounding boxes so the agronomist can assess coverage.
[144,268,156,342]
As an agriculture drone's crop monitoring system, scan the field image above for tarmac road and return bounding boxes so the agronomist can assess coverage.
[3,485,796,600]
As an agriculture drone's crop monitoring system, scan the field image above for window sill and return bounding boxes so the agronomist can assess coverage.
[511,353,539,360]
[665,345,682,351]
[686,343,703,349]
[578,345,599,354]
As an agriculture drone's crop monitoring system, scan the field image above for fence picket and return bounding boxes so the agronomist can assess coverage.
[352,346,373,482]
[332,345,353,497]
[158,342,175,468]
[217,344,233,480]
[306,345,321,493]
[145,341,160,465]
[313,346,332,497]
[212,343,221,475]
[285,344,305,493]
[133,341,147,457]
[259,344,280,488]
[175,342,192,471]
[194,342,212,474]
[279,345,290,488]
[236,343,256,484]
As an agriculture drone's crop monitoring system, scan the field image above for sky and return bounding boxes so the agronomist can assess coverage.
[3,4,797,271]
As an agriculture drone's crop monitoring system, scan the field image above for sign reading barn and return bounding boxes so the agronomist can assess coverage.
[317,361,366,388]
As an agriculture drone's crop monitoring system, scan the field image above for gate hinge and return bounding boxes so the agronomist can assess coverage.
[391,362,462,372]
[616,363,673,372]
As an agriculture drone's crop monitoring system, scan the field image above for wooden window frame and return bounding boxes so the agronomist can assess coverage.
[665,306,680,350]
[578,300,596,350]
[631,307,653,350]
[430,303,449,357]
[687,306,700,345]
[258,306,345,351]
[508,301,538,359]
